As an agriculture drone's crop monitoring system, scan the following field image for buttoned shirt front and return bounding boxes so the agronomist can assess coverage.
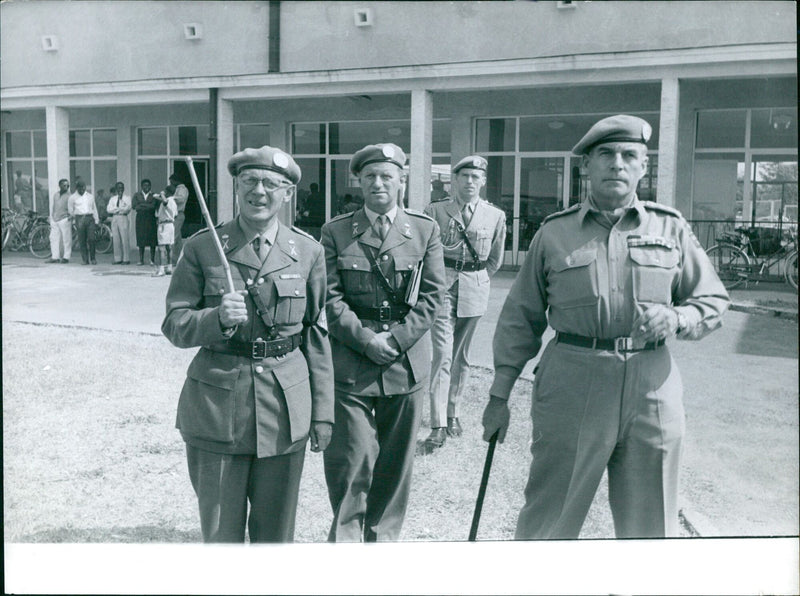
[68,192,99,223]
[491,196,730,399]
[107,194,132,216]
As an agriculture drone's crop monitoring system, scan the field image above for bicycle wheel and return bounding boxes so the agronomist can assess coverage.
[7,228,25,251]
[784,250,798,290]
[1,225,11,251]
[706,244,750,289]
[96,223,113,254]
[29,223,52,258]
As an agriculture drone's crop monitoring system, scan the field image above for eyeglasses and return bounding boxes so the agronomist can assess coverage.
[237,174,293,192]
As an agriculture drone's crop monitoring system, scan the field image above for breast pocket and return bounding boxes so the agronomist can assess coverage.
[629,246,679,304]
[273,277,307,324]
[547,248,599,309]
[472,228,492,256]
[337,255,374,295]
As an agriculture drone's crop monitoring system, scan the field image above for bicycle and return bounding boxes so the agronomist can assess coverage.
[706,225,798,290]
[2,209,49,253]
[29,216,113,258]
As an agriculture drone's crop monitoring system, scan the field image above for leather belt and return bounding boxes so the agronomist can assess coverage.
[555,332,665,354]
[351,304,410,322]
[444,257,486,272]
[208,333,302,360]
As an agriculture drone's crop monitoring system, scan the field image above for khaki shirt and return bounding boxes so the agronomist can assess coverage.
[491,197,730,399]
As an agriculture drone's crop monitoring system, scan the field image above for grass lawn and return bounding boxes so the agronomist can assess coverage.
[3,319,796,543]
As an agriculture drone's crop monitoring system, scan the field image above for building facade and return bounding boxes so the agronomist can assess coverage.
[1,0,796,265]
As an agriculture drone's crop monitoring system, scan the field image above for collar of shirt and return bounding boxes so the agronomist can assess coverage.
[456,198,479,213]
[363,205,398,226]
[237,216,279,247]
[112,194,130,204]
[578,194,645,226]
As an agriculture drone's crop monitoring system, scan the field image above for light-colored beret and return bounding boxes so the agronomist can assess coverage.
[453,155,488,174]
[227,145,301,184]
[349,143,407,176]
[572,115,652,156]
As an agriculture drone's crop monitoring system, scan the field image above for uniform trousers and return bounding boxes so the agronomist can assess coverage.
[516,340,685,540]
[186,444,305,543]
[428,281,480,427]
[74,214,96,263]
[111,215,130,262]
[324,387,424,542]
[49,217,72,260]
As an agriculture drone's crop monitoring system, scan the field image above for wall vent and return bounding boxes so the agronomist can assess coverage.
[354,8,374,27]
[184,23,203,40]
[41,35,59,52]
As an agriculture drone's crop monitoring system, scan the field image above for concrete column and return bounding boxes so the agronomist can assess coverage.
[216,98,235,222]
[409,89,433,211]
[45,106,70,211]
[269,121,295,227]
[656,78,680,210]
[115,125,135,255]
[451,115,472,164]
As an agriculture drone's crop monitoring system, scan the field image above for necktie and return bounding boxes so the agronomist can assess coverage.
[461,203,473,228]
[253,235,269,262]
[376,215,390,241]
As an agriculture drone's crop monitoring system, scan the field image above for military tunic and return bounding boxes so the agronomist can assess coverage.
[320,206,445,541]
[491,197,729,539]
[162,217,333,542]
[424,198,506,427]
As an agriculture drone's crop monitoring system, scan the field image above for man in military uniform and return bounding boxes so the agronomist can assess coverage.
[321,143,445,541]
[162,146,334,543]
[483,115,730,539]
[420,155,506,453]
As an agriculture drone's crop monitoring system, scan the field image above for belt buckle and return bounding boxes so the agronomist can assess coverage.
[614,337,634,355]
[251,340,267,359]
[454,260,464,272]
[378,305,392,321]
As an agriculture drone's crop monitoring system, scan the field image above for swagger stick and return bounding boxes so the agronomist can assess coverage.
[468,430,499,541]
[185,157,235,293]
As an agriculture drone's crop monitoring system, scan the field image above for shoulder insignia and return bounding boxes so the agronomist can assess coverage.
[642,201,683,218]
[541,204,581,225]
[290,225,318,242]
[404,208,435,222]
[327,211,355,224]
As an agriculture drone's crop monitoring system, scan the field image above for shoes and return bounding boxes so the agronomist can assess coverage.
[45,258,59,264]
[152,267,165,277]
[165,265,173,275]
[121,261,130,265]
[447,417,463,438]
[60,259,69,264]
[416,427,447,456]
[137,261,144,266]
[90,259,97,265]
[112,261,122,265]
[82,261,89,265]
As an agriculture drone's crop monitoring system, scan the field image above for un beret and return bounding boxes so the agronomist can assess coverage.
[349,143,407,176]
[227,146,301,184]
[572,115,652,156]
[453,155,488,174]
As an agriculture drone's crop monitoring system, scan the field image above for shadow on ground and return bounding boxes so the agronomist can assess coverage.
[734,311,799,358]
[17,526,201,543]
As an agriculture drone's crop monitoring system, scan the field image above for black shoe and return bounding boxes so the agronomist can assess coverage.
[112,261,123,265]
[60,259,69,264]
[45,258,59,264]
[416,427,447,455]
[90,259,97,265]
[447,417,463,438]
[121,261,130,265]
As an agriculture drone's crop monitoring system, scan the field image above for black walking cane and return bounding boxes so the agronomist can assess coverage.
[468,430,499,541]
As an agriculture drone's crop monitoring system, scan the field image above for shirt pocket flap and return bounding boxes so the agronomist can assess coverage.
[337,255,372,271]
[186,361,239,389]
[393,255,420,272]
[629,246,679,268]
[203,276,229,296]
[551,249,597,272]
[274,277,306,298]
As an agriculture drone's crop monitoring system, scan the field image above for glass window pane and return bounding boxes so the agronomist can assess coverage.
[69,130,91,157]
[292,123,326,155]
[484,155,515,252]
[9,162,33,212]
[331,121,410,155]
[239,124,270,151]
[475,118,516,152]
[33,162,49,216]
[137,159,168,191]
[430,156,452,203]
[6,132,31,158]
[519,114,659,152]
[750,108,798,149]
[751,159,798,225]
[330,158,363,219]
[169,126,209,156]
[432,119,451,154]
[138,128,167,156]
[691,153,745,231]
[520,157,563,249]
[696,110,746,149]
[70,160,92,192]
[33,131,47,158]
[91,129,116,156]
[93,160,118,220]
[293,158,327,239]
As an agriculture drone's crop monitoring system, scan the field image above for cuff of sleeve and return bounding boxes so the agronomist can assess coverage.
[489,367,519,400]
[673,305,699,336]
[204,309,235,341]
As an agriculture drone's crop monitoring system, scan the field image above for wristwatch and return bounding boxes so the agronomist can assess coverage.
[673,308,688,336]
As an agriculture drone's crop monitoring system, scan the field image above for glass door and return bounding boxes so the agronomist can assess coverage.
[515,156,567,264]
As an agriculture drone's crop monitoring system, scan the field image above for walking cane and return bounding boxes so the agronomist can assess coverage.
[184,157,235,294]
[468,430,499,541]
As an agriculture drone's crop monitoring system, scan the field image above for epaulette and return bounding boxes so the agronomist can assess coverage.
[481,199,505,213]
[327,211,355,223]
[290,225,319,242]
[404,208,435,222]
[642,201,683,218]
[541,204,581,225]
[188,221,226,240]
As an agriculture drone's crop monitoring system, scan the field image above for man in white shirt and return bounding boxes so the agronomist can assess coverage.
[107,181,132,264]
[67,179,99,265]
[47,178,72,263]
